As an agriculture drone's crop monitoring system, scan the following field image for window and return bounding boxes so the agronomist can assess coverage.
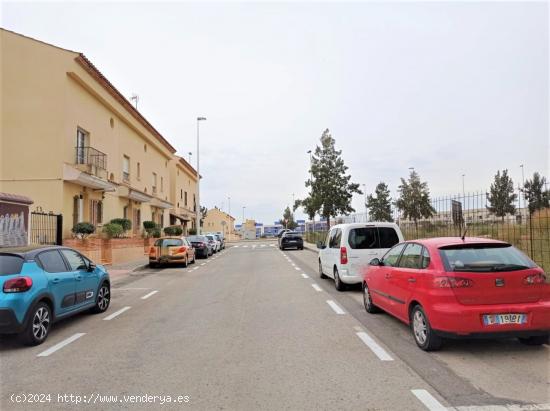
[61,250,87,271]
[398,243,424,269]
[180,189,183,200]
[378,227,400,248]
[348,227,377,249]
[163,239,182,247]
[439,244,535,272]
[152,173,157,194]
[123,155,130,181]
[137,162,141,180]
[38,250,67,273]
[185,192,188,206]
[382,243,406,267]
[123,206,128,220]
[329,229,341,248]
[161,176,164,192]
[0,255,24,275]
[76,129,88,164]
[193,195,196,212]
[421,247,431,269]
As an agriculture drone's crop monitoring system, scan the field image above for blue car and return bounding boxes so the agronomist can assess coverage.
[0,246,110,346]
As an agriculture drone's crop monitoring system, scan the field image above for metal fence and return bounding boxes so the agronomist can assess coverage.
[30,212,63,245]
[304,186,550,272]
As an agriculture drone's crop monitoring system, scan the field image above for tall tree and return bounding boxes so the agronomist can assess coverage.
[279,206,297,229]
[296,129,362,228]
[366,182,393,222]
[486,169,517,221]
[199,206,208,227]
[395,170,436,230]
[523,172,550,215]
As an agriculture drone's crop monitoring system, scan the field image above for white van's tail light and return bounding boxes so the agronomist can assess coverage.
[340,247,348,265]
[523,273,546,285]
[434,276,473,288]
[3,277,33,293]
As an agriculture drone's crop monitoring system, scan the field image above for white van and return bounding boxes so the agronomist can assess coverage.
[317,222,404,291]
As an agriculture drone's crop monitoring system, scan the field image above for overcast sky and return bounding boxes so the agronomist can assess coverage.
[2,1,548,225]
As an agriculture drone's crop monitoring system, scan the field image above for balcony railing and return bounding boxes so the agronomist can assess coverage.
[75,146,107,170]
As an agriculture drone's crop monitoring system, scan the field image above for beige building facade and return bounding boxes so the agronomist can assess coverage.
[0,29,197,239]
[202,207,235,238]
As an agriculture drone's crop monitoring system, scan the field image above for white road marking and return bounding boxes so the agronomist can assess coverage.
[326,300,346,315]
[201,263,206,266]
[455,404,550,411]
[233,245,239,248]
[411,389,446,411]
[353,325,363,332]
[356,332,394,361]
[112,287,151,291]
[252,245,257,249]
[295,267,301,271]
[103,306,131,321]
[193,267,199,270]
[37,333,86,357]
[260,244,266,247]
[242,245,248,248]
[311,283,322,292]
[270,244,274,247]
[141,290,159,300]
[301,273,309,278]
[187,270,193,273]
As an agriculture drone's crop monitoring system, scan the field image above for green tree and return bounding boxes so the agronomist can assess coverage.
[279,206,297,229]
[199,206,208,227]
[486,169,517,221]
[395,170,436,231]
[366,182,393,222]
[296,129,362,228]
[523,172,550,215]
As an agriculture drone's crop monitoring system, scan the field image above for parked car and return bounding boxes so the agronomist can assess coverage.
[209,233,225,250]
[363,237,550,351]
[317,223,404,291]
[148,237,196,268]
[277,229,291,238]
[0,246,110,346]
[188,235,213,258]
[279,231,304,250]
[205,235,220,253]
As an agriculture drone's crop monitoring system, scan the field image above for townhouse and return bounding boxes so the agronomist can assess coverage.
[0,29,197,240]
[202,207,235,238]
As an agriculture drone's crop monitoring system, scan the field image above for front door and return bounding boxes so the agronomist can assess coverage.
[37,250,76,316]
[392,243,425,321]
[60,249,98,309]
[370,243,406,314]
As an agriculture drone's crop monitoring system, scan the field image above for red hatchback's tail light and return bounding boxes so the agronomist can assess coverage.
[523,273,547,285]
[176,247,187,254]
[149,246,156,256]
[340,247,348,265]
[3,277,33,293]
[434,276,473,288]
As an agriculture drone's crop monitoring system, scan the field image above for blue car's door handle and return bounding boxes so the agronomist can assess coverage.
[51,278,60,284]
[75,275,82,281]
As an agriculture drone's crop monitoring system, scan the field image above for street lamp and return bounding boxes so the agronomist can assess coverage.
[362,183,368,222]
[196,116,206,234]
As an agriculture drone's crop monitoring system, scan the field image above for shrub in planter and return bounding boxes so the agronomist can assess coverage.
[110,218,132,232]
[72,222,95,239]
[102,223,124,239]
[152,228,161,238]
[143,221,159,237]
[163,226,176,236]
[173,226,183,236]
[188,228,197,235]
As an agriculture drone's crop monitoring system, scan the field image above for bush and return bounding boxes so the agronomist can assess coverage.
[188,228,197,235]
[163,225,183,236]
[143,221,159,238]
[102,223,124,238]
[152,228,161,238]
[72,222,95,239]
[173,226,183,236]
[110,218,132,232]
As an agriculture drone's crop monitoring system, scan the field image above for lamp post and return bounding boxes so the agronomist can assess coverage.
[196,117,206,234]
[362,183,368,222]
[188,152,192,163]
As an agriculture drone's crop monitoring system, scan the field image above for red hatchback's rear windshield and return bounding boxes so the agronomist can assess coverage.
[439,244,536,273]
[0,254,24,275]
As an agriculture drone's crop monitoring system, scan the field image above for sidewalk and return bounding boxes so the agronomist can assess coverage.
[303,241,317,253]
[103,257,149,282]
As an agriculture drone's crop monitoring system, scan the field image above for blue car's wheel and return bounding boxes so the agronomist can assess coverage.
[91,282,110,314]
[20,301,51,346]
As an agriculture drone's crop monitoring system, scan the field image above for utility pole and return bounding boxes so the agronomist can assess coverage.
[362,183,368,222]
[196,117,206,234]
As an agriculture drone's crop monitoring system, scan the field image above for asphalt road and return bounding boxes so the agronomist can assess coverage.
[1,240,548,411]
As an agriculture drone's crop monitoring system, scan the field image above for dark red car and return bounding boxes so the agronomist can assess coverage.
[363,237,550,351]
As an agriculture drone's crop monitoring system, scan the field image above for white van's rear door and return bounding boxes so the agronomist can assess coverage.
[347,226,379,277]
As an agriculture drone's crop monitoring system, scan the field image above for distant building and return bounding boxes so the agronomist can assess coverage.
[202,207,235,238]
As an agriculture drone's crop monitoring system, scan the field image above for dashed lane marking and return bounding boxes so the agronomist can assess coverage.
[141,290,159,300]
[311,283,322,292]
[356,332,394,361]
[103,306,131,321]
[37,333,86,357]
[326,300,346,315]
[301,273,309,278]
[411,389,446,411]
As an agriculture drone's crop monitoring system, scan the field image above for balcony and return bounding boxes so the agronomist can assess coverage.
[75,146,107,169]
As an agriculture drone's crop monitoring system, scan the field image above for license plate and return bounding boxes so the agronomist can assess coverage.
[483,313,527,326]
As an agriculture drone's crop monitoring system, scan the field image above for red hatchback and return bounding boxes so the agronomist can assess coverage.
[363,237,550,351]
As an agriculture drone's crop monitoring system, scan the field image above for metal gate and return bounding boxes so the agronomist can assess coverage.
[30,212,63,245]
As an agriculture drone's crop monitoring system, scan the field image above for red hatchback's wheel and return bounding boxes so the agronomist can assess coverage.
[363,282,381,314]
[410,305,442,351]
